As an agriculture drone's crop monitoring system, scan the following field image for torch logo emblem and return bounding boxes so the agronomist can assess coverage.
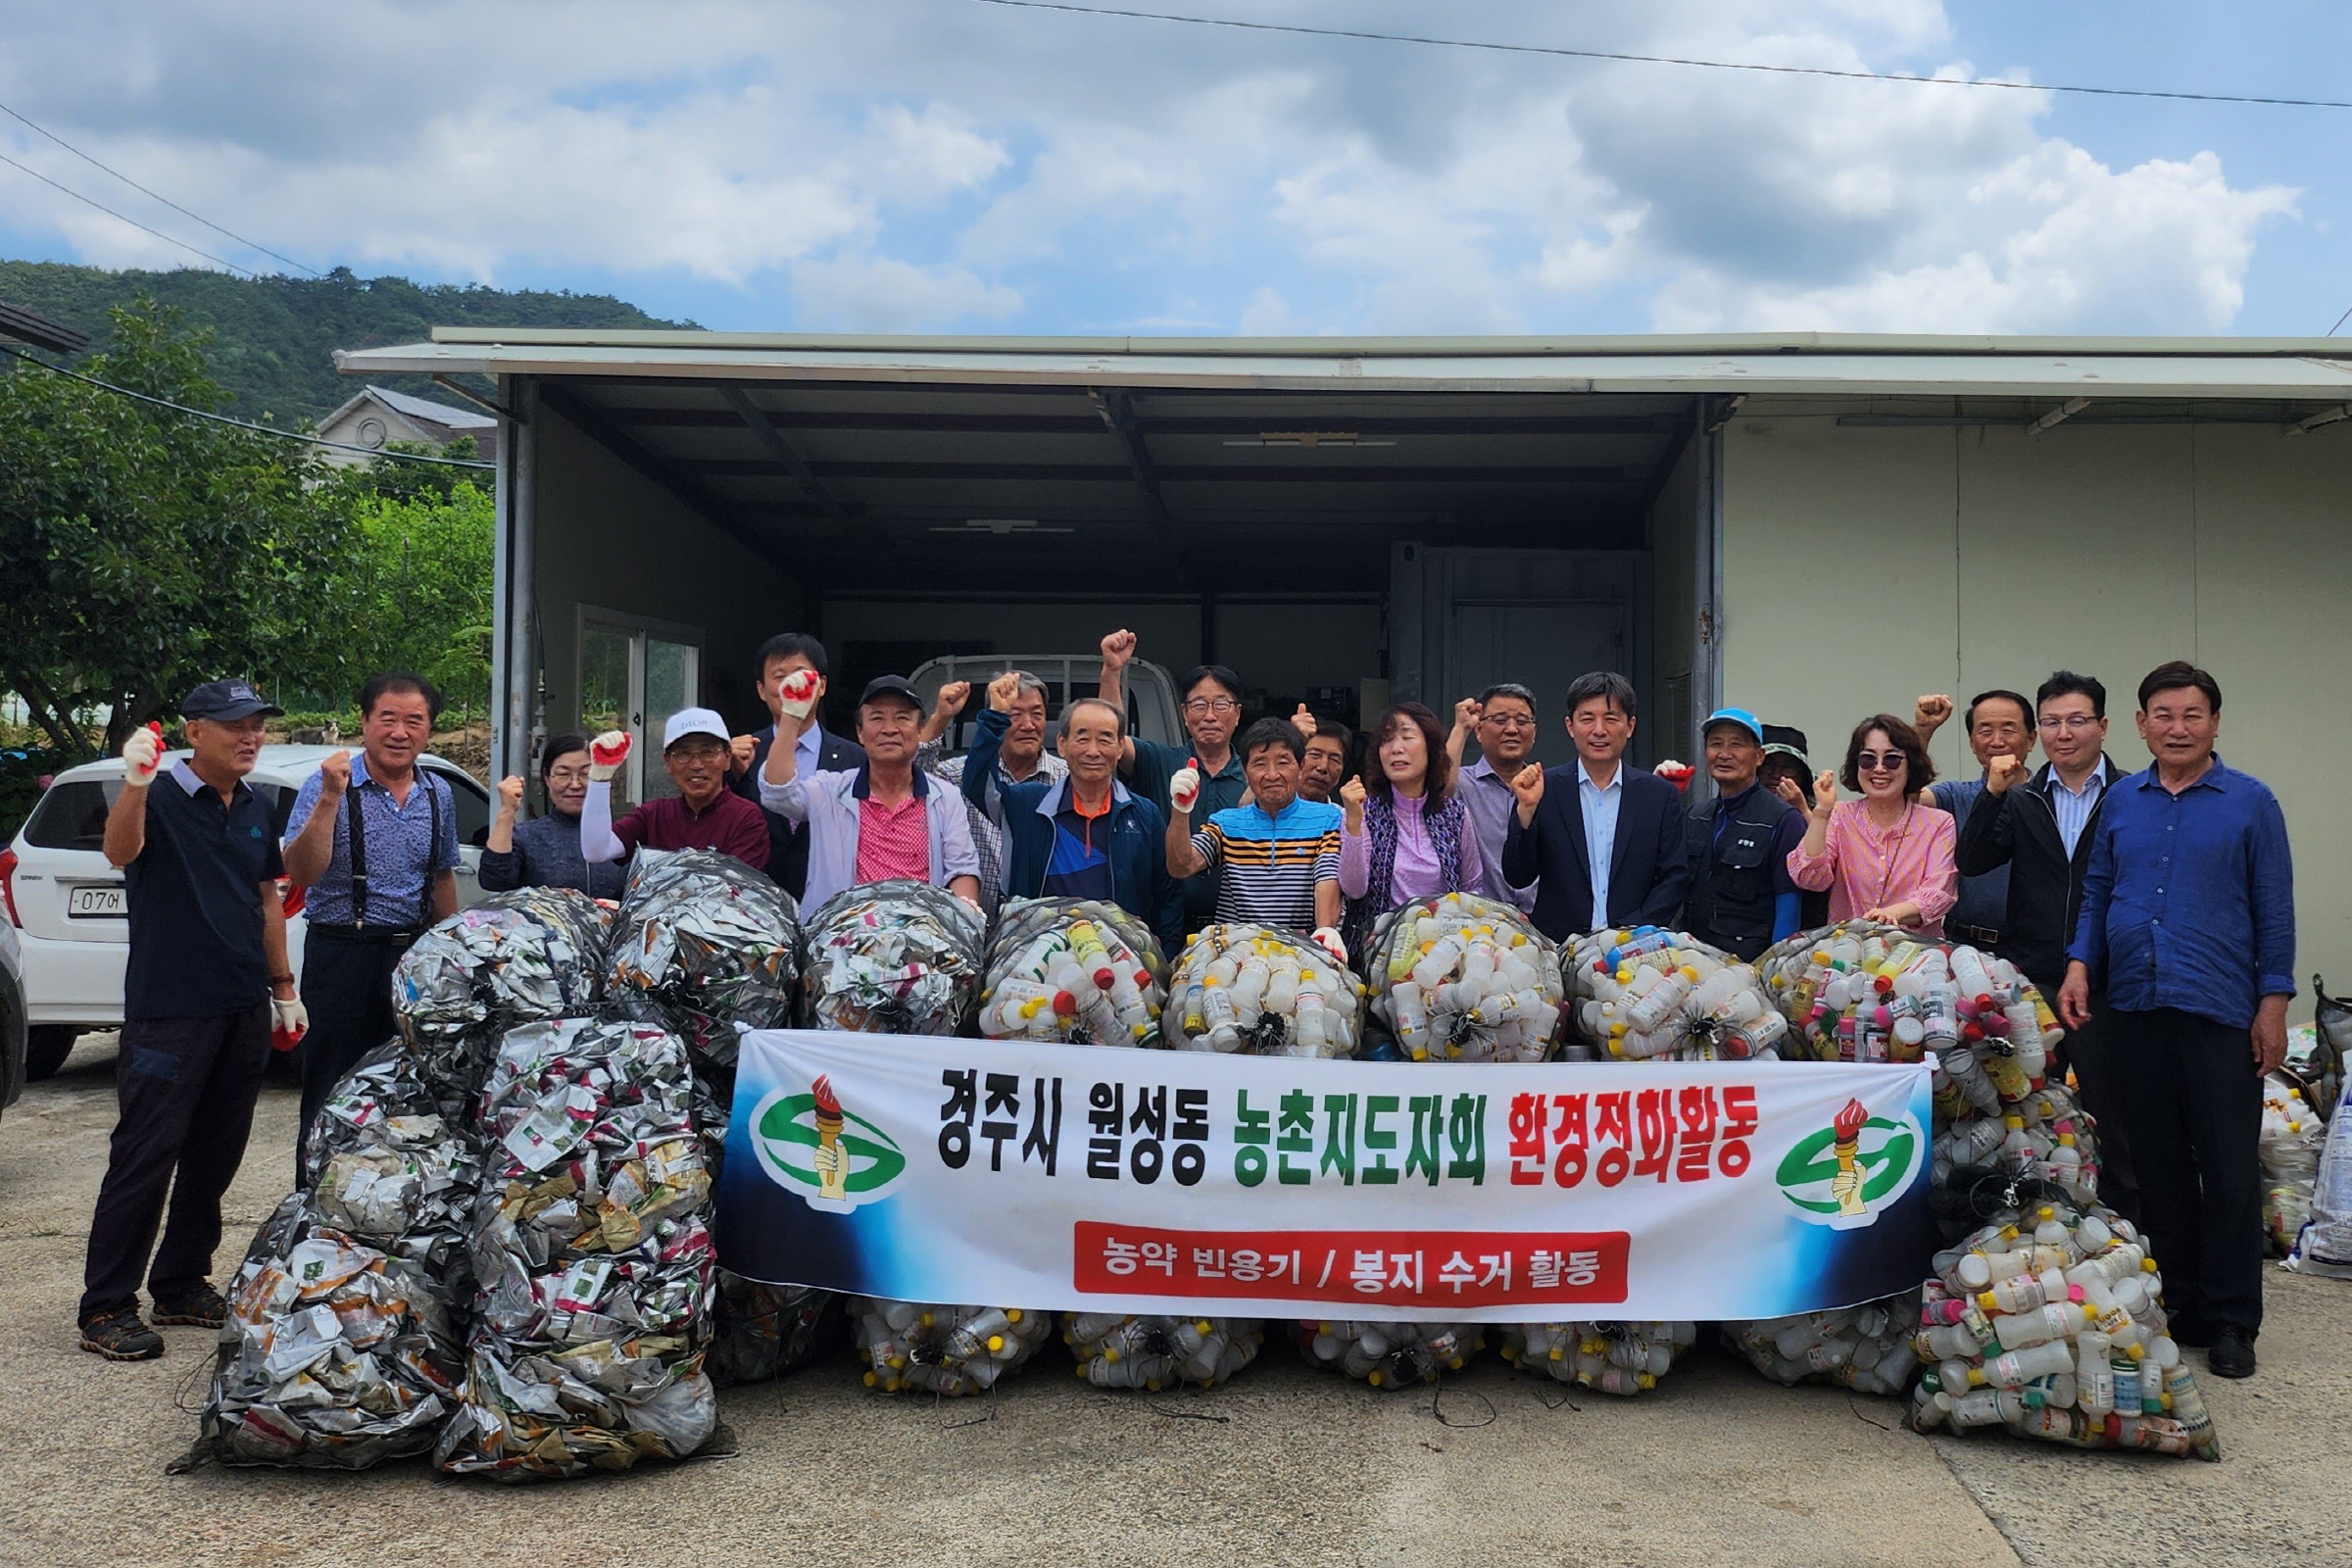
[749,1076,907,1213]
[1773,1097,1922,1231]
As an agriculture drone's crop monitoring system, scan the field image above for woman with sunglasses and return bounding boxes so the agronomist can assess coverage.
[1778,713,1956,937]
[480,731,627,899]
[1337,702,1485,956]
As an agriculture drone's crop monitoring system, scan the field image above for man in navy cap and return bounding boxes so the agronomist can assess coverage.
[1682,707,1806,960]
[79,680,303,1360]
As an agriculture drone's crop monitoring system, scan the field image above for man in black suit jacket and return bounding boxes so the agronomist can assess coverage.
[728,632,864,901]
[1500,671,1690,943]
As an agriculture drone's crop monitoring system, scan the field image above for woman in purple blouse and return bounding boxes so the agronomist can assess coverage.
[1338,702,1486,956]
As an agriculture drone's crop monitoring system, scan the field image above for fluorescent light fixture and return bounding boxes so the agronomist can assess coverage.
[1220,431,1396,448]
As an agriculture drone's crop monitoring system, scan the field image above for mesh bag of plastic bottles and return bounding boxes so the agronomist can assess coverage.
[1721,1293,1922,1396]
[1499,1321,1699,1397]
[433,1017,719,1480]
[802,878,987,1036]
[1293,1319,1485,1391]
[2260,1071,2327,1255]
[850,1298,1056,1396]
[192,1195,466,1469]
[393,888,611,1119]
[1164,923,1364,1058]
[1909,1200,2220,1459]
[605,848,800,1077]
[1361,892,1564,1062]
[1562,926,1788,1063]
[1060,1312,1262,1391]
[705,1275,842,1387]
[979,897,1169,1048]
[2287,1097,2352,1278]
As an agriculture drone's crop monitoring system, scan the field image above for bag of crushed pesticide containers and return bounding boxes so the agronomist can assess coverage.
[1911,1200,2219,1459]
[980,896,1169,1048]
[606,848,799,1079]
[2262,1071,2327,1256]
[803,878,986,1036]
[850,1299,1056,1396]
[1722,1295,1921,1396]
[434,1018,719,1480]
[301,1041,483,1283]
[394,887,611,1119]
[1361,892,1563,1062]
[1165,923,1364,1057]
[2287,1088,2352,1278]
[1294,1320,1484,1391]
[1563,926,1788,1062]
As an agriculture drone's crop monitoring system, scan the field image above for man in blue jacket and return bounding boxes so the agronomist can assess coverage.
[1500,671,1691,943]
[965,674,1184,952]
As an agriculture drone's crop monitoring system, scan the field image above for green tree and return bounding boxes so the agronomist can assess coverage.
[332,476,496,718]
[0,300,361,756]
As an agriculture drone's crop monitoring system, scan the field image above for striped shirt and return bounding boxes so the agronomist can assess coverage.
[1190,797,1343,934]
[856,794,931,883]
[2046,758,2110,858]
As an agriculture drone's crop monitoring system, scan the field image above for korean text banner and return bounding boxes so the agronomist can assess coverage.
[717,1030,1936,1323]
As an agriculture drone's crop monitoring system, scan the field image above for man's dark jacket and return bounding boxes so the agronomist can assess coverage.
[1501,762,1691,942]
[1954,756,2117,998]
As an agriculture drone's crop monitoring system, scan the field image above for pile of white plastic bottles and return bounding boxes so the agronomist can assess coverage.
[1563,926,1788,1062]
[1910,1200,2219,1459]
[1501,1321,1698,1397]
[1361,892,1563,1062]
[1293,1319,1485,1391]
[2261,1072,2327,1254]
[1723,1297,1920,1396]
[1063,1314,1263,1390]
[978,897,1168,1049]
[1165,923,1363,1057]
[849,1299,1056,1396]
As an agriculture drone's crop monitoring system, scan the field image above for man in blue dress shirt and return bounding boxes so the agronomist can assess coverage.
[2060,661,2293,1380]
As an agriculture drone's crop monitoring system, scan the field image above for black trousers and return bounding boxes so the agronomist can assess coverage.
[2061,1006,2140,1227]
[79,1005,270,1321]
[296,931,414,1177]
[2114,1006,2264,1336]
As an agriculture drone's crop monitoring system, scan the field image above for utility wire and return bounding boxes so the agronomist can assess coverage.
[0,341,496,468]
[971,0,2352,111]
[0,100,325,277]
[0,148,262,277]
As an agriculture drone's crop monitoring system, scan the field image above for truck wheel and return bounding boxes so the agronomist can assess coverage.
[24,1026,78,1081]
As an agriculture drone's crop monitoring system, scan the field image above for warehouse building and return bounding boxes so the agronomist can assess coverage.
[333,330,2352,990]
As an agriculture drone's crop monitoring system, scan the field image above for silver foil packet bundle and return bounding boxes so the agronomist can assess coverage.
[802,878,987,1036]
[605,848,801,1073]
[393,889,611,1117]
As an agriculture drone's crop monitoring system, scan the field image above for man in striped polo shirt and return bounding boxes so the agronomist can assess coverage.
[1165,717,1346,960]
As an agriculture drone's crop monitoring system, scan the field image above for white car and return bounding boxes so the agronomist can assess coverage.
[0,745,492,1081]
[0,915,24,1117]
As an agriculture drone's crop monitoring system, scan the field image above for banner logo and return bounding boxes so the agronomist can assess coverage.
[751,1074,906,1213]
[1774,1097,1922,1231]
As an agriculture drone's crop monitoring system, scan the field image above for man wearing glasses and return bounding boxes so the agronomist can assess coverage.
[1911,689,2036,951]
[1446,683,1543,915]
[1955,670,2136,1222]
[1098,629,1250,933]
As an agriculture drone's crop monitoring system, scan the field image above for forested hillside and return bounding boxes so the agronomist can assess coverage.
[0,261,691,424]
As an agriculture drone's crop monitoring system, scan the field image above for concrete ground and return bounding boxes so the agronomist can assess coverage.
[3,1035,2344,1568]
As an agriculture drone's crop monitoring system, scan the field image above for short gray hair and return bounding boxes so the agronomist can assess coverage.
[1563,670,1637,719]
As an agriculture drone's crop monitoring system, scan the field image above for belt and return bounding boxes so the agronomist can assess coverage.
[1947,921,2003,948]
[305,922,425,947]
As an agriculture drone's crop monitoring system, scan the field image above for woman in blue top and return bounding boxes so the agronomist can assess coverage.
[481,732,627,899]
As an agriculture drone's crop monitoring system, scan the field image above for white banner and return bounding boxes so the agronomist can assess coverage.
[716,1030,1935,1322]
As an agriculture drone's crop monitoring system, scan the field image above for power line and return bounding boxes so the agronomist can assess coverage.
[0,342,495,468]
[2328,304,2352,337]
[971,0,2352,110]
[0,148,262,277]
[0,100,326,277]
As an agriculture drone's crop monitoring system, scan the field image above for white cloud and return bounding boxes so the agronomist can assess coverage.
[0,0,2302,334]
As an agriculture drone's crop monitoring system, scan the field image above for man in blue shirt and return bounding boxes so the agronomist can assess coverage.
[2061,661,2293,1380]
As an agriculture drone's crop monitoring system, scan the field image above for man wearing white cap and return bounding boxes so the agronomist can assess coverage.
[581,707,771,875]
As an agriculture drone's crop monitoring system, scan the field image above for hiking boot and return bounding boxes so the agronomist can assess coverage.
[2207,1325,2257,1379]
[150,1283,228,1329]
[79,1308,164,1361]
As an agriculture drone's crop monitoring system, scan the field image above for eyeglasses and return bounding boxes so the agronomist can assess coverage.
[1183,697,1240,715]
[1481,714,1537,730]
[1854,752,1907,772]
[2037,714,2101,731]
[545,767,591,785]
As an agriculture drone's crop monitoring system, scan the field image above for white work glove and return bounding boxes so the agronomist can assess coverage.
[1311,926,1348,970]
[1169,757,1202,814]
[778,667,821,721]
[589,730,632,783]
[270,995,310,1053]
[122,721,164,787]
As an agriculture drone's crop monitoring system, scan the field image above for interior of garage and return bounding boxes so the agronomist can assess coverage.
[516,372,1718,783]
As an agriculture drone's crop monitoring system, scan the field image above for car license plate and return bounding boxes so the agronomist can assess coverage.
[68,885,125,917]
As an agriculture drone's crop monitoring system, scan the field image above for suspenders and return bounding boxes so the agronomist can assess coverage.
[343,766,444,930]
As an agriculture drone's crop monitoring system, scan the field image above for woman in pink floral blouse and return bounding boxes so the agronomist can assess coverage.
[1778,714,1958,936]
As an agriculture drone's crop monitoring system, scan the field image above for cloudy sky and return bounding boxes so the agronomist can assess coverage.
[0,0,2344,335]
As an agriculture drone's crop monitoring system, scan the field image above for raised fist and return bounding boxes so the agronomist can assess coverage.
[496,775,526,812]
[1169,758,1202,814]
[1291,703,1317,739]
[589,730,632,783]
[1913,694,1954,736]
[987,671,1023,711]
[1100,628,1137,670]
[318,749,352,799]
[1986,752,2028,795]
[730,733,758,770]
[1339,775,1367,817]
[936,679,973,717]
[1507,762,1546,808]
[122,721,164,787]
[777,667,821,721]
[1812,769,1839,817]
[1453,697,1482,733]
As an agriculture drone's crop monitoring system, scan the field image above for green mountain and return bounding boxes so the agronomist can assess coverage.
[0,260,693,426]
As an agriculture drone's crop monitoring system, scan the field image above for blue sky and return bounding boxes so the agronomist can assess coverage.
[0,1,2344,336]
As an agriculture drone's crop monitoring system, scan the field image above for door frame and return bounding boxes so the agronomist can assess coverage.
[575,605,706,803]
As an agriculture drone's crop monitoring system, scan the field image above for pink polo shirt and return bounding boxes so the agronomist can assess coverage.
[1787,800,1958,937]
[855,793,930,883]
